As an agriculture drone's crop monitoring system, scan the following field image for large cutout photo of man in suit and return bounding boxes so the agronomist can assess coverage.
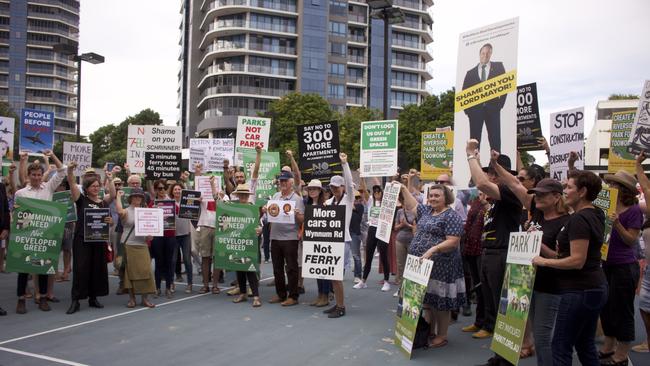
[462,43,506,152]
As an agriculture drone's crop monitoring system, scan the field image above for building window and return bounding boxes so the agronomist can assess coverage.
[328,83,345,99]
[329,63,345,77]
[329,0,346,15]
[328,21,346,36]
[329,42,346,56]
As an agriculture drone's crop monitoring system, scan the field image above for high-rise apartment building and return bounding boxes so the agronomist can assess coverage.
[0,0,80,141]
[178,0,433,142]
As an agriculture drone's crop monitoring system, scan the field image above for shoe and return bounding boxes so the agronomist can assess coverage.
[185,284,192,294]
[154,289,161,298]
[632,342,649,353]
[252,297,262,307]
[170,283,175,293]
[66,300,80,315]
[176,275,183,282]
[393,290,399,297]
[230,279,238,286]
[472,329,493,339]
[462,304,472,317]
[451,311,458,322]
[309,297,321,306]
[429,337,448,348]
[315,295,330,307]
[38,298,51,311]
[327,306,346,318]
[211,287,220,294]
[198,286,209,294]
[141,300,156,308]
[233,294,248,303]
[46,296,60,303]
[264,260,269,264]
[600,358,630,366]
[353,281,367,289]
[281,298,298,306]
[0,306,6,316]
[323,304,337,314]
[462,324,481,333]
[381,282,391,292]
[88,298,104,308]
[165,289,173,299]
[246,287,253,296]
[354,277,361,284]
[227,287,241,296]
[269,296,285,304]
[16,299,27,314]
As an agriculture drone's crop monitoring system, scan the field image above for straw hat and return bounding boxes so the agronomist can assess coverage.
[232,183,251,195]
[603,170,637,193]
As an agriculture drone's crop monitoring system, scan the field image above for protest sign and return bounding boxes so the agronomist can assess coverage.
[516,83,543,150]
[63,142,92,177]
[195,175,218,202]
[120,187,132,209]
[609,110,636,174]
[6,197,66,275]
[627,80,650,154]
[266,200,295,224]
[594,186,618,260]
[52,190,77,222]
[452,18,519,188]
[394,255,434,358]
[134,208,164,237]
[84,208,110,242]
[242,150,280,205]
[189,138,235,172]
[376,182,400,243]
[155,199,176,231]
[234,116,271,166]
[549,107,585,181]
[491,231,542,365]
[214,203,260,272]
[0,116,15,163]
[127,125,182,174]
[19,108,54,155]
[145,152,181,180]
[297,121,341,183]
[179,190,201,220]
[420,130,453,180]
[360,120,398,177]
[301,205,345,281]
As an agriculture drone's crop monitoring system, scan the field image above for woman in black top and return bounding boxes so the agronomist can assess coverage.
[532,170,607,366]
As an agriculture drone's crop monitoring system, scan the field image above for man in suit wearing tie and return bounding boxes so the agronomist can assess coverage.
[462,43,507,152]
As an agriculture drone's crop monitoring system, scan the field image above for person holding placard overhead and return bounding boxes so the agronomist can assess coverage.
[66,165,116,314]
[115,188,156,308]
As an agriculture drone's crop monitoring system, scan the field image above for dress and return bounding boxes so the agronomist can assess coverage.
[122,207,156,295]
[71,194,109,300]
[408,204,466,310]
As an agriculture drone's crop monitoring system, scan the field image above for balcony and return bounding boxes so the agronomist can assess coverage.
[346,96,365,105]
[27,11,79,26]
[347,76,365,84]
[54,125,76,134]
[392,38,425,50]
[200,84,292,101]
[347,54,366,64]
[27,51,76,66]
[247,64,295,76]
[393,0,426,11]
[250,21,296,34]
[202,107,268,119]
[205,0,297,13]
[348,13,367,23]
[348,34,366,43]
[28,24,79,41]
[391,59,424,70]
[248,42,296,55]
[28,0,80,15]
[391,79,423,90]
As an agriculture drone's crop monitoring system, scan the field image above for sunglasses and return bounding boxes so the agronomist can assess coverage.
[157,186,166,190]
[517,176,528,182]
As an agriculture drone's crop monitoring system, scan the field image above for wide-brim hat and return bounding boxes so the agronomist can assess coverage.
[306,179,323,189]
[233,183,251,195]
[603,170,638,193]
[482,154,516,175]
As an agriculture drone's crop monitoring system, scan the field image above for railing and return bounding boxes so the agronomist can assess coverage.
[247,64,295,76]
[391,79,422,89]
[206,42,247,53]
[200,84,292,100]
[391,59,424,69]
[250,21,296,33]
[391,38,425,50]
[205,0,297,12]
[348,13,367,23]
[207,19,296,33]
[54,125,76,134]
[204,63,247,78]
[347,76,365,84]
[28,0,79,14]
[393,0,426,11]
[249,42,296,55]
[27,10,79,26]
[203,107,268,119]
[348,34,366,43]
[346,96,365,105]
[28,25,79,40]
[348,54,366,64]
[27,51,76,66]
[207,19,247,31]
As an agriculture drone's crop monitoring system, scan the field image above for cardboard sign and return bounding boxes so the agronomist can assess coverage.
[360,120,398,177]
[127,125,182,174]
[145,152,181,180]
[301,205,346,281]
[63,142,93,177]
[19,108,54,155]
[242,150,280,205]
[516,83,543,150]
[594,186,618,260]
[452,18,519,188]
[189,138,235,172]
[420,130,453,180]
[52,190,77,222]
[266,200,295,224]
[234,116,271,166]
[134,208,164,237]
[297,121,341,183]
[195,175,218,202]
[626,80,650,154]
[549,107,585,181]
[84,208,110,242]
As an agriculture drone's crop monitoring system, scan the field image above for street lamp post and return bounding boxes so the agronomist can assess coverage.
[53,44,104,140]
[369,0,405,120]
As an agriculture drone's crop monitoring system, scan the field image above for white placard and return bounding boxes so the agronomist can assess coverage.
[266,199,295,224]
[403,255,434,286]
[549,107,584,181]
[189,147,205,170]
[0,116,15,163]
[194,175,219,202]
[301,205,346,281]
[506,231,543,265]
[134,207,164,237]
[190,138,235,172]
[235,116,271,166]
[63,142,92,177]
[627,80,650,154]
[376,181,400,243]
[127,125,182,174]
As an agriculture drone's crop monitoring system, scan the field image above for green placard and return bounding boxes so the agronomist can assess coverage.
[52,190,77,222]
[214,202,260,272]
[242,150,280,206]
[361,120,398,150]
[6,197,66,275]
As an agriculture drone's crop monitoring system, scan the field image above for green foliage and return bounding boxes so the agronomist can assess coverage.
[339,107,382,168]
[608,94,639,100]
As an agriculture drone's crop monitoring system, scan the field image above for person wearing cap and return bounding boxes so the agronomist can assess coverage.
[267,168,305,306]
[303,179,330,307]
[229,183,264,307]
[114,188,156,308]
[465,140,522,340]
[489,150,570,364]
[598,170,642,365]
[355,178,392,292]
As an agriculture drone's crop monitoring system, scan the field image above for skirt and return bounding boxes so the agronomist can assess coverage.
[424,250,466,311]
[124,245,156,295]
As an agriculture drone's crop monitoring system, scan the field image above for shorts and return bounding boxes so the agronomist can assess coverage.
[197,226,215,258]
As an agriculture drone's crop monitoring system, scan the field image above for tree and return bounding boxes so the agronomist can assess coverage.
[608,94,639,100]
[267,93,335,166]
[339,107,382,169]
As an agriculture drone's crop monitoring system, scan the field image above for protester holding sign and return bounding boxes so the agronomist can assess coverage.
[14,149,66,314]
[115,189,156,308]
[399,182,465,348]
[194,163,223,295]
[150,179,177,298]
[304,179,330,308]
[170,182,193,293]
[66,168,116,314]
[532,170,607,366]
[600,171,642,365]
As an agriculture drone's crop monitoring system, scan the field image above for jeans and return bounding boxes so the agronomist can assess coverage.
[262,222,271,261]
[177,234,192,285]
[350,233,362,278]
[17,273,47,297]
[151,236,178,290]
[552,285,608,366]
[530,290,560,366]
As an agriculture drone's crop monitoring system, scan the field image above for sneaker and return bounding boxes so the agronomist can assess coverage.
[631,342,649,353]
[381,282,391,292]
[472,329,493,339]
[38,297,51,312]
[328,306,345,318]
[264,260,269,264]
[353,277,361,284]
[353,281,367,289]
[462,324,481,333]
[393,290,399,297]
[16,299,27,314]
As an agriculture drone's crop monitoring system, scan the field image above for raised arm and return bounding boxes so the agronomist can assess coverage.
[7,163,16,195]
[340,152,354,203]
[358,173,369,202]
[115,190,127,220]
[466,139,500,200]
[491,150,532,209]
[18,151,28,187]
[67,162,81,201]
[223,159,235,195]
[103,171,116,204]
[400,184,418,215]
[253,145,262,180]
[285,149,300,184]
[568,151,579,172]
[44,150,66,192]
[516,151,524,172]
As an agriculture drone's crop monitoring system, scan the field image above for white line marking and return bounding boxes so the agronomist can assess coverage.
[0,276,274,346]
[0,346,89,366]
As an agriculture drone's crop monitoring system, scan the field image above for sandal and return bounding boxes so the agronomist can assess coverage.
[127,300,136,308]
[233,294,248,303]
[211,287,220,295]
[141,301,156,308]
[198,286,209,294]
[428,337,448,348]
[252,297,262,307]
[520,346,535,359]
